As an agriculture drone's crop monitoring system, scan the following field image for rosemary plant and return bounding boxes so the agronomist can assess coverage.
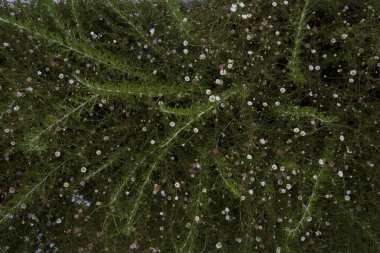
[0,0,379,252]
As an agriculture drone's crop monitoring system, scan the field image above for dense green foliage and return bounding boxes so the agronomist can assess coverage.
[0,0,380,252]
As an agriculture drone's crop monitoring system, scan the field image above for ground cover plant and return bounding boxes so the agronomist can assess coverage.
[0,0,380,252]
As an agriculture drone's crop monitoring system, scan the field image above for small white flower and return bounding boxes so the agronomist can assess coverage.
[55,151,61,157]
[344,195,350,201]
[308,65,314,71]
[338,171,344,177]
[247,101,253,106]
[184,76,190,82]
[293,127,300,133]
[129,243,138,249]
[220,69,227,76]
[13,105,20,111]
[248,189,253,195]
[260,181,266,187]
[349,70,357,76]
[230,4,237,12]
[300,131,306,136]
[216,242,222,249]
[259,138,266,144]
[90,31,97,39]
[239,2,245,7]
[9,187,15,194]
[149,28,155,35]
[206,89,212,95]
[169,121,176,127]
[247,154,252,160]
[209,95,216,102]
[183,49,188,54]
[56,218,62,224]
[339,135,345,141]
[215,79,223,85]
[318,159,324,165]
[280,87,286,93]
[341,33,348,39]
[349,78,354,83]
[272,2,277,7]
[199,53,206,60]
[174,182,180,188]
[183,40,188,46]
[150,140,156,145]
[193,128,199,133]
[96,150,102,155]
